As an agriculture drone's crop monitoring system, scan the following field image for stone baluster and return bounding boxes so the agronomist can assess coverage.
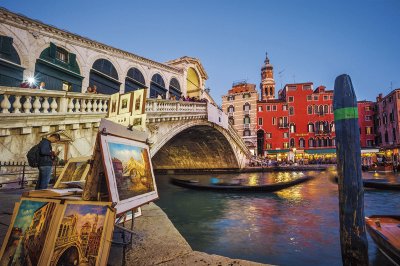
[33,96,41,113]
[42,97,50,113]
[153,101,157,112]
[81,99,87,113]
[68,98,75,112]
[0,94,11,113]
[12,95,22,113]
[23,96,32,113]
[98,99,103,112]
[86,99,92,113]
[74,98,81,112]
[103,100,108,112]
[50,97,58,113]
[93,99,98,113]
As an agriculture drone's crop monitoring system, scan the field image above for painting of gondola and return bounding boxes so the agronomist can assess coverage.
[100,134,158,214]
[48,201,114,266]
[0,198,59,266]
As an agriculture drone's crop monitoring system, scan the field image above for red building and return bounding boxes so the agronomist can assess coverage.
[357,101,376,148]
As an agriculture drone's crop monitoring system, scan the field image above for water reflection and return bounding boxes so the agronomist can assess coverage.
[155,170,400,266]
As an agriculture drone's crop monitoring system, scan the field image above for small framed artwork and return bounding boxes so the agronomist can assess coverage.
[108,113,131,127]
[0,198,61,266]
[54,156,91,189]
[118,93,133,115]
[132,89,146,115]
[100,134,158,214]
[47,201,115,266]
[108,93,120,118]
[129,114,146,131]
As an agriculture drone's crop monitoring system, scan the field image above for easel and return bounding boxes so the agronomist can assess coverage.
[113,209,136,246]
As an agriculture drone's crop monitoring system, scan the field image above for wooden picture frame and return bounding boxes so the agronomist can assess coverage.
[0,198,62,266]
[132,89,146,115]
[118,93,133,115]
[108,92,120,118]
[129,114,146,131]
[46,201,115,266]
[54,156,91,189]
[100,134,158,214]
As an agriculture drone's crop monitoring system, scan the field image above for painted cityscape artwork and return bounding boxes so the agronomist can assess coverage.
[0,199,58,266]
[101,134,158,213]
[55,157,91,188]
[50,203,108,266]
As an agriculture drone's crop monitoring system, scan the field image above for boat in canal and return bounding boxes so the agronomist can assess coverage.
[330,176,400,191]
[365,215,400,265]
[170,176,314,192]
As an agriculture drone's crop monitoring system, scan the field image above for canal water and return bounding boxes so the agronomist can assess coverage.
[155,169,400,266]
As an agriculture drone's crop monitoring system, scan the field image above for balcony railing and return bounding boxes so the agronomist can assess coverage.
[145,99,207,113]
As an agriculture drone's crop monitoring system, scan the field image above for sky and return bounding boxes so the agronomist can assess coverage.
[1,0,399,104]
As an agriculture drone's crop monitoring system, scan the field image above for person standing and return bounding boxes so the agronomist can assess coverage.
[35,133,61,190]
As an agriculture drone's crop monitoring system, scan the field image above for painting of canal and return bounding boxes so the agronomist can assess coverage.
[0,199,58,266]
[50,203,108,266]
[108,141,155,201]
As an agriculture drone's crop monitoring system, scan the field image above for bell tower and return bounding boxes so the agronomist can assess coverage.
[260,52,275,100]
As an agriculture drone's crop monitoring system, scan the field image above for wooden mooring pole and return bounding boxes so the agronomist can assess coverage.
[333,74,369,265]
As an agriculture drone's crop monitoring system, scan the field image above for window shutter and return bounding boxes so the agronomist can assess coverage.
[0,36,13,54]
[49,42,56,58]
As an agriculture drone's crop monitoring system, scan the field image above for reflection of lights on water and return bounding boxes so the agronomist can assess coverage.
[248,174,259,186]
[373,172,379,177]
[276,185,303,201]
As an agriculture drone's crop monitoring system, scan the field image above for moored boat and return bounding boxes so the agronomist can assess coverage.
[170,176,314,192]
[365,215,400,265]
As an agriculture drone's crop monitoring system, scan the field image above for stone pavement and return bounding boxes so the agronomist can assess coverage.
[0,188,270,266]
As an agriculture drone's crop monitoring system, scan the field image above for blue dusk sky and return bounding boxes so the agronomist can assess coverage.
[108,142,143,162]
[14,200,47,231]
[1,0,399,104]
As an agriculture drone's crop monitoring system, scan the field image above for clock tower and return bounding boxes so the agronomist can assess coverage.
[260,53,275,100]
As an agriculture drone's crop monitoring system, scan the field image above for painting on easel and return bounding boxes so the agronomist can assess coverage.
[100,134,158,214]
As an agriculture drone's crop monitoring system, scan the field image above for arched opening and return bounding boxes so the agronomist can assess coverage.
[0,35,24,87]
[56,246,79,266]
[299,138,305,148]
[257,129,265,156]
[290,123,296,133]
[34,42,83,91]
[227,105,234,113]
[150,73,166,99]
[243,102,251,111]
[152,125,239,169]
[89,58,120,94]
[308,122,314,133]
[186,67,201,98]
[169,78,181,99]
[125,67,146,93]
[309,138,314,148]
[290,138,295,148]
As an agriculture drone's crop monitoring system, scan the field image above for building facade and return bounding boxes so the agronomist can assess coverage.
[221,82,258,154]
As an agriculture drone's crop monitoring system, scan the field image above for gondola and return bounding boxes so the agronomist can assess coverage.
[330,176,400,191]
[170,176,314,192]
[366,215,400,265]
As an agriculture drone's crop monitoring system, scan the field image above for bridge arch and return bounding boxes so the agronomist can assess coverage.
[151,121,243,169]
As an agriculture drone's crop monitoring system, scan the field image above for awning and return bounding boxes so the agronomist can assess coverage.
[305,148,336,154]
[361,148,379,154]
[266,149,290,154]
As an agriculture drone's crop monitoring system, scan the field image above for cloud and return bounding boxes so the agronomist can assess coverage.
[111,148,142,162]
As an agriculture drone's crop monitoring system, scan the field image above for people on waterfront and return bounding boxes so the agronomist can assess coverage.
[35,133,61,190]
[157,94,163,99]
[37,81,46,90]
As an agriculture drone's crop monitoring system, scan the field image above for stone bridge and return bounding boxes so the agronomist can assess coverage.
[0,87,250,170]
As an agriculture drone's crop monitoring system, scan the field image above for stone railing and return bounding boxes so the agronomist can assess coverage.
[0,86,110,135]
[145,99,207,113]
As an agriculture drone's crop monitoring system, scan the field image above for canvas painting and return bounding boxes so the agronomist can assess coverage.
[132,89,146,115]
[118,93,132,115]
[0,198,59,266]
[129,114,146,131]
[100,134,158,213]
[49,202,114,266]
[54,156,91,189]
[108,93,120,118]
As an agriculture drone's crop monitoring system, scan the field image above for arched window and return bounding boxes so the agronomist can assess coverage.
[299,138,305,148]
[328,138,332,147]
[323,121,329,133]
[315,138,320,147]
[243,102,251,111]
[309,138,314,148]
[290,138,295,148]
[324,105,329,114]
[319,105,324,115]
[290,123,296,133]
[270,87,273,96]
[289,106,294,115]
[150,73,166,99]
[243,116,251,124]
[308,123,314,133]
[0,35,23,87]
[314,105,319,114]
[125,67,146,93]
[90,58,120,94]
[228,105,235,113]
[330,122,335,132]
[257,129,265,156]
[322,138,328,147]
[307,105,313,115]
[169,78,181,99]
[332,138,336,147]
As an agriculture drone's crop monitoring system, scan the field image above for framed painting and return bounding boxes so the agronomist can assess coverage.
[118,93,133,115]
[100,134,158,214]
[47,201,115,266]
[108,92,120,118]
[129,114,146,131]
[0,198,61,266]
[131,89,146,115]
[54,156,91,189]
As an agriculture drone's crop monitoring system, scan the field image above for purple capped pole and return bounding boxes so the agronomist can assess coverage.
[333,74,369,265]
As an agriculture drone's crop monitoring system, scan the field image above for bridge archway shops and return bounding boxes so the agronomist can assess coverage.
[89,59,121,94]
[0,36,24,87]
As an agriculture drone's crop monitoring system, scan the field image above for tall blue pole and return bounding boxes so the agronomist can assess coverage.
[333,74,369,265]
